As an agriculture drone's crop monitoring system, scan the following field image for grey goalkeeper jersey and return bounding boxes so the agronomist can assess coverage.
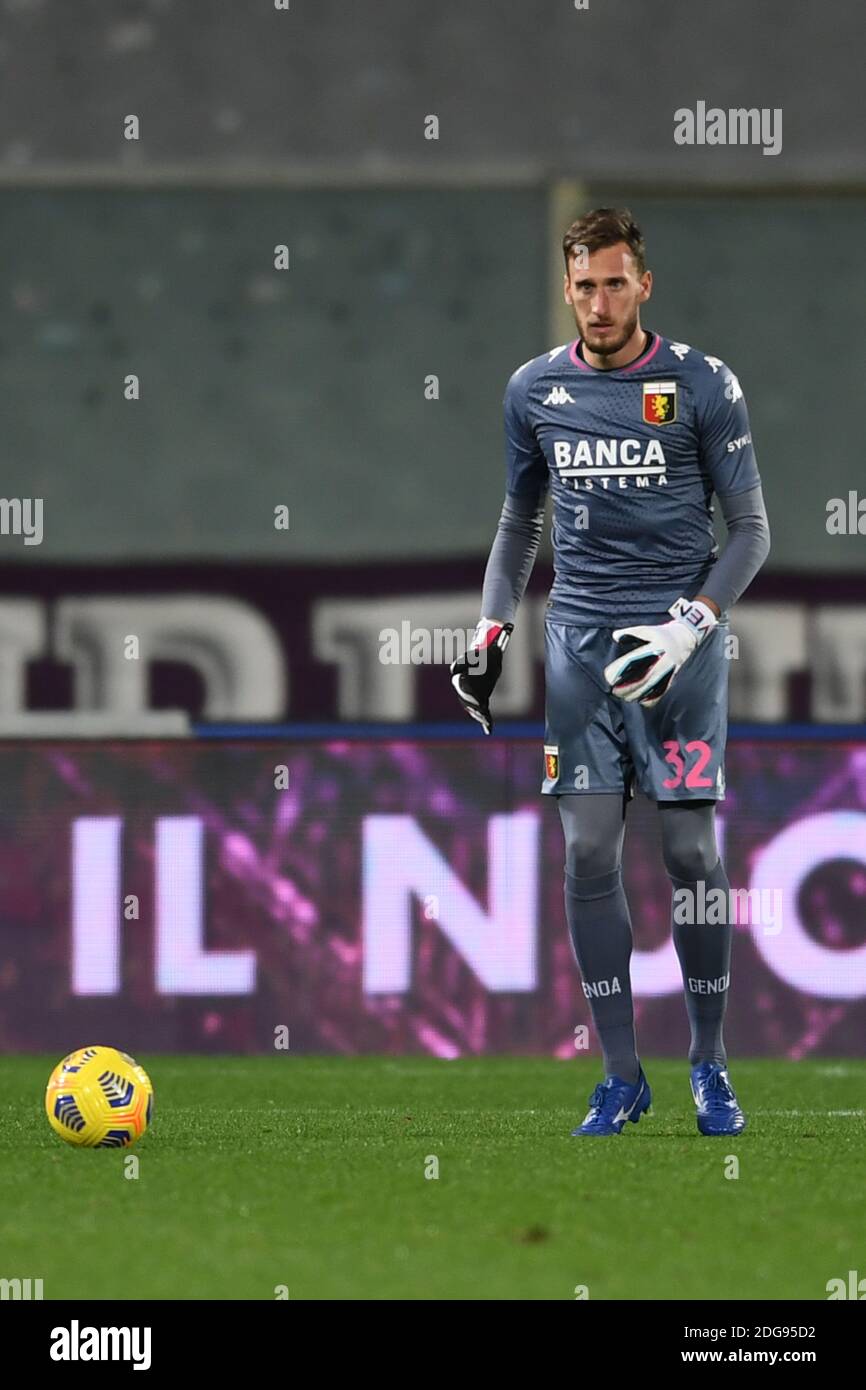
[482,331,770,626]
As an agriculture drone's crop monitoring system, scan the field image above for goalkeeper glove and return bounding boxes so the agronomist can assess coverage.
[450,618,513,735]
[603,597,718,708]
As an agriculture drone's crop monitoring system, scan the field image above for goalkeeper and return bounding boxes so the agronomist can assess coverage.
[451,208,770,1137]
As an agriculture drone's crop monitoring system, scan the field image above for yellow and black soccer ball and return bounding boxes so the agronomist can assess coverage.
[45,1046,154,1148]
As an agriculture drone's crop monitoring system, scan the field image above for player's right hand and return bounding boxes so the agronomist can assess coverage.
[450,618,513,735]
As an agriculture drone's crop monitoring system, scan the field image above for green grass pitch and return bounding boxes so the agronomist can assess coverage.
[1,1056,863,1300]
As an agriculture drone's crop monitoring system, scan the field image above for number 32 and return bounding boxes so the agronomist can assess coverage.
[662,739,714,789]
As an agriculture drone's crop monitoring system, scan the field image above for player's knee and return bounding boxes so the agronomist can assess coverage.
[558,793,625,877]
[564,832,620,878]
[662,841,718,882]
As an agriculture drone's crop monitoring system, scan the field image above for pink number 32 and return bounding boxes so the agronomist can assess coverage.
[662,739,714,790]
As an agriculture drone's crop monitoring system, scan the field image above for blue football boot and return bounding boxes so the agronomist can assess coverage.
[690,1061,747,1136]
[571,1068,652,1137]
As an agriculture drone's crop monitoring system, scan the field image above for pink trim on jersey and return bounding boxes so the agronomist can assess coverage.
[568,332,660,373]
[569,339,593,370]
[623,332,660,372]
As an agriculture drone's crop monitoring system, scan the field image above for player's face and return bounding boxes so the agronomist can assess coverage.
[563,243,652,357]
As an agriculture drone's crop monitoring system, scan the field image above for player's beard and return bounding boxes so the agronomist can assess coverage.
[581,309,639,358]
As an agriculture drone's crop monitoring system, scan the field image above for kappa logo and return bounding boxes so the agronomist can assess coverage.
[704,355,724,373]
[668,342,691,361]
[543,386,575,406]
[642,381,677,425]
[724,373,743,403]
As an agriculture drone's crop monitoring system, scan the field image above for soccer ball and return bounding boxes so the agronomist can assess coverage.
[45,1046,154,1148]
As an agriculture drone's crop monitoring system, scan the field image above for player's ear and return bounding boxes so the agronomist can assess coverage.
[563,272,571,304]
[639,270,653,303]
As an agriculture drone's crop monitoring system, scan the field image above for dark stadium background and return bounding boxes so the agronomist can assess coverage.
[0,0,864,1059]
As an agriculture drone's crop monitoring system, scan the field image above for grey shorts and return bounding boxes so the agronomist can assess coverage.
[542,617,729,801]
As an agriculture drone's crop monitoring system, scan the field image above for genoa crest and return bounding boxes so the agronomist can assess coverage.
[642,381,677,426]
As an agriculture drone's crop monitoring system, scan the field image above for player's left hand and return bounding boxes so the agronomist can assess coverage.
[604,597,718,708]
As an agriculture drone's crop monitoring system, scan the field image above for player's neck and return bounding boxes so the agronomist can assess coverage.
[581,326,650,372]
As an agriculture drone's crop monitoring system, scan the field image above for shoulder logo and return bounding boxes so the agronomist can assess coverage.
[704,355,724,373]
[726,432,752,453]
[669,342,691,360]
[547,343,570,361]
[724,372,743,402]
[543,386,575,406]
[642,381,677,425]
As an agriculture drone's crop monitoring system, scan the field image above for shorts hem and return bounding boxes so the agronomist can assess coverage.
[541,784,630,796]
[653,792,726,803]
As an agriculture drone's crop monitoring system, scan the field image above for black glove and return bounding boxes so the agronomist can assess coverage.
[450,618,513,735]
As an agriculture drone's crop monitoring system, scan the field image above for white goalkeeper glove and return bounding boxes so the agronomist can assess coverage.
[603,597,718,708]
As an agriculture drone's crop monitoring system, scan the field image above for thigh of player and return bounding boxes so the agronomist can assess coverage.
[622,622,730,801]
[542,620,635,796]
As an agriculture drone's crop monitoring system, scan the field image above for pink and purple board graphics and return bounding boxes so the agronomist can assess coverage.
[1,739,864,1057]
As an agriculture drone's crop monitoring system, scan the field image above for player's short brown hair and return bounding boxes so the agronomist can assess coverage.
[562,207,646,276]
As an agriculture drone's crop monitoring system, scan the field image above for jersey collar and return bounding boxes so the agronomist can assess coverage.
[568,331,661,374]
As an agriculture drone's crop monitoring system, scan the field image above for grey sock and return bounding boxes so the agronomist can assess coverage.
[564,867,640,1085]
[670,857,732,1068]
